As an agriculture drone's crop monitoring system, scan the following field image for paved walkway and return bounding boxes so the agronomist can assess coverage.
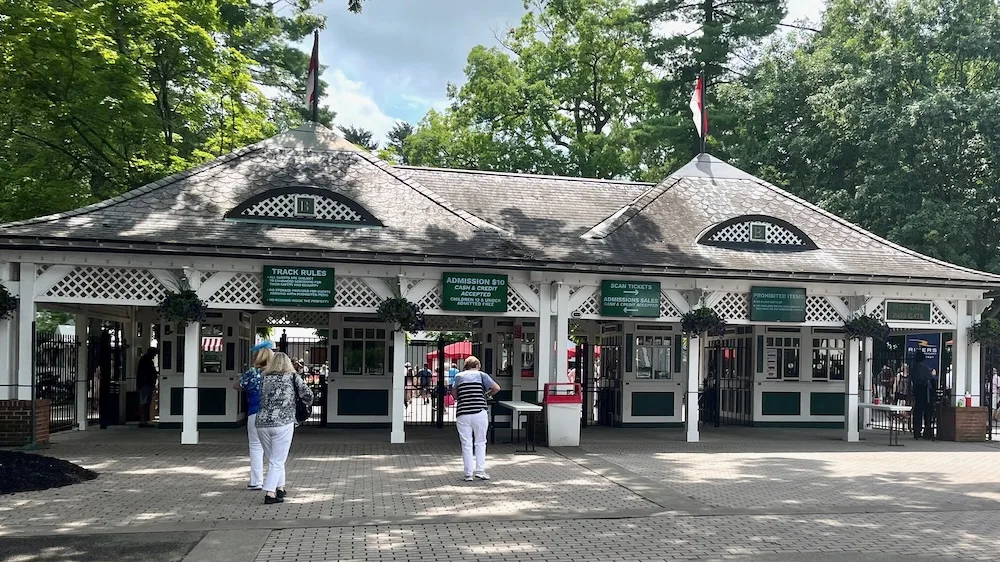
[2,426,1000,561]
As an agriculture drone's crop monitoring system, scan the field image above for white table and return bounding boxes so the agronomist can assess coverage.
[859,402,912,446]
[492,400,543,452]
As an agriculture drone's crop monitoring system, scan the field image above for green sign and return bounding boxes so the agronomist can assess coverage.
[750,287,806,322]
[885,301,931,322]
[295,196,315,216]
[442,273,508,312]
[262,266,335,307]
[600,280,661,318]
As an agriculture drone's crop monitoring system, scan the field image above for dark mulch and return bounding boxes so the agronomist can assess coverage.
[0,450,97,495]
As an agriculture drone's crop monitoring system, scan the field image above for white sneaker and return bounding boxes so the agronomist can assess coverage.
[474,472,491,480]
[464,474,474,482]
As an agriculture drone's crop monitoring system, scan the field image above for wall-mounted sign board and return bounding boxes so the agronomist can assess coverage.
[750,286,806,322]
[262,266,335,307]
[442,273,508,312]
[600,280,661,318]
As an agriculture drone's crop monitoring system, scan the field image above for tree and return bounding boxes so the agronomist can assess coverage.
[727,0,1000,272]
[636,0,786,174]
[0,0,330,223]
[380,121,414,164]
[35,311,74,334]
[338,125,379,151]
[405,0,656,179]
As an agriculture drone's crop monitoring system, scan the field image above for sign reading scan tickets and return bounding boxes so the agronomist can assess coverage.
[600,280,660,317]
[262,266,335,307]
[442,273,508,312]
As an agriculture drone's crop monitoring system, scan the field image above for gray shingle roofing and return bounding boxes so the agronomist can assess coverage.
[2,125,998,287]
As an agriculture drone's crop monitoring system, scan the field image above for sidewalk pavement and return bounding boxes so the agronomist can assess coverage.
[1,426,999,561]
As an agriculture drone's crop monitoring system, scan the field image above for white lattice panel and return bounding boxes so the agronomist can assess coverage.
[263,311,329,327]
[507,286,536,314]
[873,301,886,319]
[211,273,262,305]
[568,285,586,298]
[573,293,599,316]
[417,284,442,310]
[404,278,422,294]
[659,292,681,319]
[931,302,951,325]
[806,296,844,323]
[36,265,50,277]
[424,315,477,331]
[336,277,382,309]
[241,194,364,222]
[709,221,805,246]
[44,267,167,302]
[713,293,748,321]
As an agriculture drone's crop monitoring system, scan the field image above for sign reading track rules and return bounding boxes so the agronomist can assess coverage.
[262,266,335,307]
[442,273,508,312]
[600,280,661,318]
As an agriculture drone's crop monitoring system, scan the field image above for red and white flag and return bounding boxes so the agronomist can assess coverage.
[689,74,707,138]
[304,31,319,113]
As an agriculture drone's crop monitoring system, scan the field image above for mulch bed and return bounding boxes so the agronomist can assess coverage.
[0,450,97,495]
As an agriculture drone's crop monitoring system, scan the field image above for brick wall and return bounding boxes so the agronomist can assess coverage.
[937,406,987,442]
[0,400,51,446]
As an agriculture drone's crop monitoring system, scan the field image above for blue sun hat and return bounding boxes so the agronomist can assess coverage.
[251,340,275,353]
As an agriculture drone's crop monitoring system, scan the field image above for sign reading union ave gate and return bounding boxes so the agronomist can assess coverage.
[262,266,335,307]
[750,286,807,322]
[442,273,508,312]
[600,280,661,317]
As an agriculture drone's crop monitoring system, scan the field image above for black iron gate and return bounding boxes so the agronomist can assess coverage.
[702,334,754,427]
[35,332,78,432]
[984,347,997,441]
[280,337,328,426]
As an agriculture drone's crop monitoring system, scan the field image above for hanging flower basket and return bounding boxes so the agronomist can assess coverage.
[0,282,17,321]
[157,289,208,327]
[376,296,425,332]
[970,318,1000,349]
[843,313,891,342]
[681,307,726,337]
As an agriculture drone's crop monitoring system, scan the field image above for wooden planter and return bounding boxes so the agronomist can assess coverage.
[937,406,987,442]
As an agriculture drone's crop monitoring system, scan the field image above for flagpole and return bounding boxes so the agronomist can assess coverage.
[699,70,706,154]
[311,30,320,123]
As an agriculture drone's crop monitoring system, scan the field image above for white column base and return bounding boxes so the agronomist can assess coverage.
[76,380,89,431]
[685,393,700,443]
[181,429,200,445]
[390,430,405,444]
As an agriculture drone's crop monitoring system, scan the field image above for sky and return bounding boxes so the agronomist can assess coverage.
[313,0,827,143]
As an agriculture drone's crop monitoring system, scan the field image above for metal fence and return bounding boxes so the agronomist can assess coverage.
[279,337,328,426]
[35,332,78,432]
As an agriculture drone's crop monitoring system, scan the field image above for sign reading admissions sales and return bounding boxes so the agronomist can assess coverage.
[441,273,508,312]
[262,266,335,307]
[600,280,661,317]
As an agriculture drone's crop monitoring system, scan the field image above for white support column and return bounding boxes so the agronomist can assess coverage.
[844,338,861,442]
[953,300,970,404]
[685,337,701,443]
[181,320,200,444]
[391,330,406,444]
[861,338,873,429]
[75,315,88,430]
[554,283,570,385]
[537,283,552,390]
[0,262,14,400]
[17,263,36,400]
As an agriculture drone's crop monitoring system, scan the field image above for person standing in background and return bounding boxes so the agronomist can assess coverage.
[910,350,937,440]
[451,356,500,482]
[235,341,273,491]
[136,347,158,428]
[448,362,460,391]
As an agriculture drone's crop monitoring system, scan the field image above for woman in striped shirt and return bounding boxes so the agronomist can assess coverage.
[450,356,500,481]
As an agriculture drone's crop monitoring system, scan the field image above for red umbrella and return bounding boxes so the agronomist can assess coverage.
[426,340,473,361]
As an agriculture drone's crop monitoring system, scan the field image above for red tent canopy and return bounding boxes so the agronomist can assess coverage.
[426,340,473,361]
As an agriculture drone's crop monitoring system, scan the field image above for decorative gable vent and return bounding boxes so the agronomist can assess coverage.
[225,186,383,228]
[698,214,816,250]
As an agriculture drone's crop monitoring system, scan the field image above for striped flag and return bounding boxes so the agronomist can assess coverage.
[305,30,319,120]
[689,73,707,140]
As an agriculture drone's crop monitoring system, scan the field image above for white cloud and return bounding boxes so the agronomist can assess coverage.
[323,68,401,143]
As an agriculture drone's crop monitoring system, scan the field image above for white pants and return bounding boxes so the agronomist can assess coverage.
[257,423,294,493]
[456,410,488,475]
[247,413,264,487]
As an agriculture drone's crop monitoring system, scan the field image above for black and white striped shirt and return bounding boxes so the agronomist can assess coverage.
[453,370,497,417]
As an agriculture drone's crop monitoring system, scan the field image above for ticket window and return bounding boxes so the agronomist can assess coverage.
[634,335,672,380]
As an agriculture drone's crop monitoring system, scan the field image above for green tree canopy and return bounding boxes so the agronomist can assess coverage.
[339,124,379,151]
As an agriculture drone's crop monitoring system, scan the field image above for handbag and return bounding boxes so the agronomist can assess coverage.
[292,375,311,423]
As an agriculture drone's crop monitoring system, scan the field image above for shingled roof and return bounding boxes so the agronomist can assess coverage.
[2,125,998,288]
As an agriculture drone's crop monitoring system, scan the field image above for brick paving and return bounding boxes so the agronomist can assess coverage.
[2,425,1000,560]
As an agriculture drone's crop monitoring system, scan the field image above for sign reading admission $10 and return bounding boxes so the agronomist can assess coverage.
[442,273,508,312]
[600,280,661,317]
[262,266,335,307]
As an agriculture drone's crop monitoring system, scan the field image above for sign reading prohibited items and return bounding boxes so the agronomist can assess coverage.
[600,280,661,318]
[262,266,335,307]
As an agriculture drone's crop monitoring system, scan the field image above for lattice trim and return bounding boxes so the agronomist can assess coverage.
[44,267,167,302]
[211,273,262,305]
[417,284,443,310]
[336,277,382,309]
[575,293,601,316]
[712,293,749,321]
[931,302,951,325]
[708,221,805,246]
[263,311,329,327]
[507,286,535,314]
[241,194,364,222]
[423,315,477,331]
[806,296,844,323]
[659,292,681,319]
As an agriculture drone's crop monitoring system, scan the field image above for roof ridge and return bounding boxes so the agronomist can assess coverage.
[0,145,263,229]
[355,154,512,236]
[749,176,1000,281]
[398,165,654,186]
[581,176,684,240]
